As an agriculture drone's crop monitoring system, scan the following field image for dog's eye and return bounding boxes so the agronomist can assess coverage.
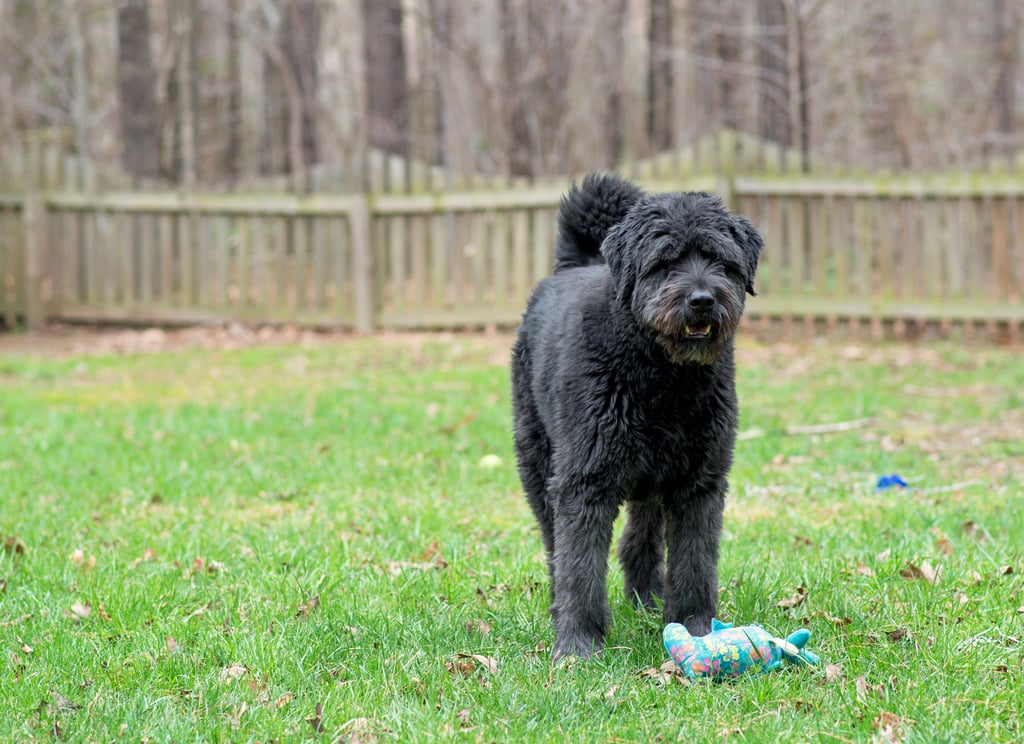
[723,264,745,282]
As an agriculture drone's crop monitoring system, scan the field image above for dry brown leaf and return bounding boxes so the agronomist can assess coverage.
[776,584,808,609]
[857,564,876,577]
[885,627,911,643]
[876,548,892,562]
[274,692,293,709]
[457,708,472,726]
[456,653,498,674]
[166,637,179,654]
[823,664,845,684]
[899,561,939,584]
[227,701,248,730]
[218,662,249,683]
[932,530,954,556]
[296,594,321,620]
[810,610,852,626]
[47,690,82,714]
[998,565,1014,576]
[961,521,986,542]
[465,619,492,636]
[872,712,915,743]
[855,676,885,703]
[422,541,448,568]
[307,702,324,734]
[66,600,91,623]
[3,536,26,556]
[1017,605,1024,615]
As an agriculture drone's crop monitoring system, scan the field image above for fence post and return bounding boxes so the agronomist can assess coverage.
[22,191,46,331]
[349,193,375,333]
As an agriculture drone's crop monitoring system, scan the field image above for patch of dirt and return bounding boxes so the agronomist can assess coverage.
[0,323,515,360]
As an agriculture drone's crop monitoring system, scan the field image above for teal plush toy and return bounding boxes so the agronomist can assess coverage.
[664,619,820,681]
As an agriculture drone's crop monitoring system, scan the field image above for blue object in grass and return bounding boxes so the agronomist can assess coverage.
[876,473,908,490]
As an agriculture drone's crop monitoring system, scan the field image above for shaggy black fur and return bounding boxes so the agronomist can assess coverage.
[511,173,763,659]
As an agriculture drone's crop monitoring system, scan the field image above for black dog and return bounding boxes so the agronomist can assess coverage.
[511,173,763,659]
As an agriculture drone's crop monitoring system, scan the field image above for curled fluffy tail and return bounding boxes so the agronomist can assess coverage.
[554,173,643,273]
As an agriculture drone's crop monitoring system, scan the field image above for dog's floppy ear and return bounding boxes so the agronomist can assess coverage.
[729,216,764,296]
[600,220,636,304]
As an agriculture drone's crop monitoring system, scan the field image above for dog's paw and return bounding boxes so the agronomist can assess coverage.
[552,632,604,661]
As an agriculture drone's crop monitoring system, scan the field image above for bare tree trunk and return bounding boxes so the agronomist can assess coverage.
[116,0,160,181]
[364,0,409,156]
[648,0,673,152]
[225,0,242,182]
[992,0,1018,160]
[792,0,811,172]
[68,0,90,159]
[502,0,532,176]
[757,0,791,148]
[281,0,319,168]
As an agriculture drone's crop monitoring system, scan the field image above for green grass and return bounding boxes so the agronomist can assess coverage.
[1,333,1022,742]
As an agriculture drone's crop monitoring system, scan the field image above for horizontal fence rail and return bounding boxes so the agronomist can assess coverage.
[1,172,1023,338]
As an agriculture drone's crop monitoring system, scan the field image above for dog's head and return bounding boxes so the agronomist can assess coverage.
[601,191,763,365]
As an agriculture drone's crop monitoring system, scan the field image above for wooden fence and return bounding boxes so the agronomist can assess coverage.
[2,162,1023,339]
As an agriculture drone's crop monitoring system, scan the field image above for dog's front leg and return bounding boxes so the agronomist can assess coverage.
[549,492,619,659]
[662,486,725,636]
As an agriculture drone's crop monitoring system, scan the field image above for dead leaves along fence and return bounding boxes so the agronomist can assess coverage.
[2,175,1023,338]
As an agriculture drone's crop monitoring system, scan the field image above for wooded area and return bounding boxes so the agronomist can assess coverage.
[0,1,1022,338]
[1,0,1022,185]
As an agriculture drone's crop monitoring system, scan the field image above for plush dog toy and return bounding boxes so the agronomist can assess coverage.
[664,619,820,681]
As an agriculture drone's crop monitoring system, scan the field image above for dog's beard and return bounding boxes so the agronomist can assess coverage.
[635,280,742,366]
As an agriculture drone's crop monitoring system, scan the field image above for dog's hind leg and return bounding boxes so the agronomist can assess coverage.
[662,485,725,637]
[618,498,664,610]
[550,489,619,659]
[511,386,556,596]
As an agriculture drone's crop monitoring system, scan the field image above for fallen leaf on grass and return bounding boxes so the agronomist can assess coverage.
[387,542,449,575]
[821,664,845,685]
[776,585,808,609]
[295,594,321,620]
[337,716,390,743]
[810,610,851,626]
[2,536,26,556]
[855,676,885,703]
[65,601,91,623]
[274,692,293,709]
[44,690,82,715]
[931,529,954,556]
[872,712,915,743]
[227,701,248,730]
[961,520,986,542]
[307,702,324,734]
[465,619,492,636]
[192,556,225,574]
[456,707,472,727]
[166,637,179,654]
[218,662,249,683]
[876,548,892,562]
[885,627,911,643]
[998,565,1014,576]
[638,661,688,686]
[899,561,940,584]
[69,548,96,569]
[454,653,498,675]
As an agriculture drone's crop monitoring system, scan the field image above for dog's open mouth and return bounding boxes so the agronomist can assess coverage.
[684,324,713,339]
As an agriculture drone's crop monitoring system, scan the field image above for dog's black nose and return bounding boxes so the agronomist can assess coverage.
[688,290,715,310]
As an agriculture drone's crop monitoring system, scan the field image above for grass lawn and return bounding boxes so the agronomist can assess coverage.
[1,330,1022,742]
